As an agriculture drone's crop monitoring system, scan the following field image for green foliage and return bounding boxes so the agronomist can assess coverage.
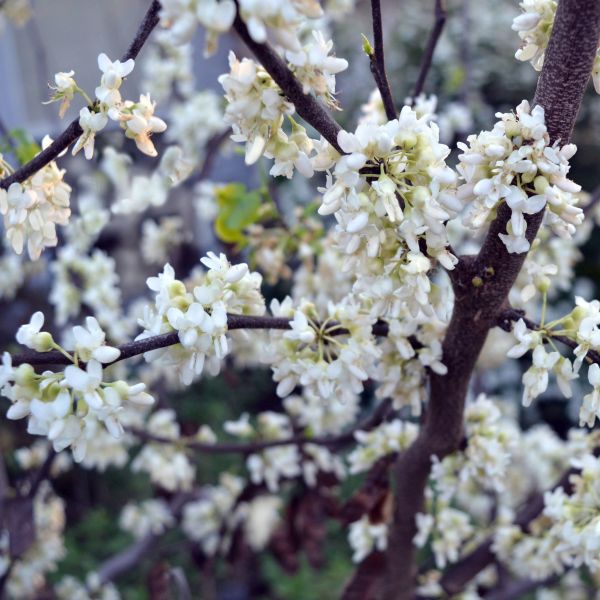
[260,540,353,600]
[6,129,41,165]
[214,183,263,245]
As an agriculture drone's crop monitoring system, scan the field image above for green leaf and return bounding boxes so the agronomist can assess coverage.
[9,129,41,165]
[214,183,262,244]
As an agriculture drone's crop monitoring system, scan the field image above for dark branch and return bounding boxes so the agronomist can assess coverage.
[128,398,392,454]
[232,13,343,152]
[369,0,397,121]
[410,0,447,101]
[0,0,161,191]
[27,447,56,499]
[10,314,392,368]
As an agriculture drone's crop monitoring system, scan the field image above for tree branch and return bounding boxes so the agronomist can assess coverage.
[128,398,392,454]
[27,447,56,499]
[410,0,447,101]
[0,0,161,191]
[383,1,600,598]
[10,314,391,368]
[369,0,397,121]
[231,12,343,152]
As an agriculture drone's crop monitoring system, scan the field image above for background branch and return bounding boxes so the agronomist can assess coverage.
[369,0,397,120]
[410,0,447,101]
[96,492,190,586]
[128,398,392,455]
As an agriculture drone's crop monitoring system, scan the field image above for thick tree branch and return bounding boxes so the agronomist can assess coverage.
[0,0,161,191]
[411,0,447,101]
[369,0,397,121]
[232,13,343,152]
[383,1,600,598]
[10,314,391,368]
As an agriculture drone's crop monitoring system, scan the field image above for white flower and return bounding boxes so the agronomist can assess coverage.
[72,107,108,160]
[16,311,53,351]
[47,69,77,117]
[64,360,105,412]
[348,516,388,562]
[95,52,135,107]
[121,94,167,157]
[507,318,542,358]
[522,345,559,406]
[579,364,600,427]
[72,317,120,363]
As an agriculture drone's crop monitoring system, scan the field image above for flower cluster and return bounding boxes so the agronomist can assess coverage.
[508,297,600,425]
[265,296,379,406]
[182,473,244,555]
[219,52,296,167]
[0,140,71,260]
[160,0,325,56]
[285,30,348,109]
[348,515,388,562]
[2,484,66,598]
[348,419,418,474]
[373,316,447,415]
[141,216,186,265]
[119,499,175,539]
[137,253,265,385]
[159,0,235,52]
[225,411,344,489]
[50,246,125,340]
[457,100,582,253]
[314,108,459,324]
[131,409,195,490]
[68,54,166,160]
[3,313,153,461]
[543,454,600,572]
[511,0,557,70]
[414,506,474,569]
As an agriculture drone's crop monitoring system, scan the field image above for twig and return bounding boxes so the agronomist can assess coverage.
[584,182,600,215]
[10,314,392,368]
[232,12,343,152]
[0,0,161,191]
[369,0,397,120]
[195,128,232,182]
[497,308,600,365]
[96,492,190,586]
[411,0,447,101]
[128,398,392,454]
[27,446,56,499]
[484,576,559,600]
